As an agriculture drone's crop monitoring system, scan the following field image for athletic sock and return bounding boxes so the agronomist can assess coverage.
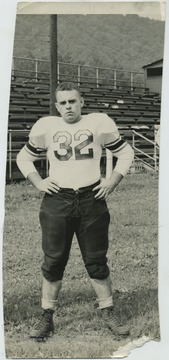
[41,278,62,310]
[90,275,113,309]
[98,295,113,309]
[41,298,58,310]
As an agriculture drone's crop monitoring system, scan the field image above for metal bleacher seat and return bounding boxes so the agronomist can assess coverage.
[25,107,49,115]
[118,99,135,105]
[149,104,161,111]
[142,111,159,118]
[137,117,155,126]
[87,103,102,109]
[129,105,150,112]
[104,109,124,117]
[99,97,121,104]
[8,123,25,130]
[10,92,25,100]
[114,105,129,111]
[134,100,152,106]
[83,97,96,104]
[27,94,50,101]
[143,92,159,99]
[13,87,37,94]
[114,117,136,126]
[82,108,99,115]
[10,99,39,107]
[34,89,50,95]
[79,87,92,94]
[85,92,104,99]
[122,95,140,101]
[122,111,141,118]
[9,113,39,123]
[9,105,24,114]
[141,129,155,140]
[137,139,154,151]
[88,87,111,95]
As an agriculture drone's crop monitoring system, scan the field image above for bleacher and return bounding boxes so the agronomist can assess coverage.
[7,79,161,181]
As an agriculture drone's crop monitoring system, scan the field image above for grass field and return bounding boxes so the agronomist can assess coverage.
[3,172,160,358]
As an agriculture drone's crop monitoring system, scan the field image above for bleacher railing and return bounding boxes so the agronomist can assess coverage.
[132,130,159,172]
[7,129,49,181]
[12,56,145,90]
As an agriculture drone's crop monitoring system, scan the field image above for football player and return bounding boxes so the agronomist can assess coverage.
[17,82,134,341]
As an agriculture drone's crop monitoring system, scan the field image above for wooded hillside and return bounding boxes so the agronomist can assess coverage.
[13,14,165,71]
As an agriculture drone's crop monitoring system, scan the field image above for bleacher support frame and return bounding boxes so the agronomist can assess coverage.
[132,130,159,172]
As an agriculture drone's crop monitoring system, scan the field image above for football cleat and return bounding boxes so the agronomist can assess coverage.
[101,306,130,336]
[30,309,54,341]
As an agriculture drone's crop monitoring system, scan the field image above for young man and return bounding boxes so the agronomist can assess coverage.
[17,82,134,341]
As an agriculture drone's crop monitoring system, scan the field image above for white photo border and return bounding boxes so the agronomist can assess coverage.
[0,1,168,359]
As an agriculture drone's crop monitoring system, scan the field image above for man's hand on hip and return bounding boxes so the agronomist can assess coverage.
[36,177,60,195]
[93,171,123,200]
[27,172,60,195]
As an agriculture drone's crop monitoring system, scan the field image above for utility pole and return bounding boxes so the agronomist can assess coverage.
[50,15,58,115]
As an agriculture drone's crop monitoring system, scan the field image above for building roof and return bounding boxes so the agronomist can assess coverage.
[142,58,163,68]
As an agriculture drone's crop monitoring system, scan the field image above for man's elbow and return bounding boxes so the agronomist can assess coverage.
[16,149,24,170]
[125,143,134,161]
[127,145,135,167]
[130,146,135,161]
[16,151,21,168]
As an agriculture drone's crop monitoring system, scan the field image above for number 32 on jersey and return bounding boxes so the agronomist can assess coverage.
[53,130,94,161]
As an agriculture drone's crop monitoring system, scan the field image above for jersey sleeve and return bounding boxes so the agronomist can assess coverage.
[16,147,40,178]
[98,114,127,152]
[16,118,47,178]
[25,118,47,157]
[98,114,134,176]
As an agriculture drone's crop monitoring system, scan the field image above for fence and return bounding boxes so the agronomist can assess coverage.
[12,56,145,90]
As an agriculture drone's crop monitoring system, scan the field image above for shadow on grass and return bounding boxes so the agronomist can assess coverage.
[113,287,159,319]
[4,286,159,325]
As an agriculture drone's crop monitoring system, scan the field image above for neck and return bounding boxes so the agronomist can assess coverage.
[63,115,83,124]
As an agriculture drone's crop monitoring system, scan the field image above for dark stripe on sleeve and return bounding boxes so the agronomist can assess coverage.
[105,139,126,152]
[25,142,44,155]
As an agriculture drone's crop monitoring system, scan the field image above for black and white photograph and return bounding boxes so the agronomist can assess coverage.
[1,1,167,358]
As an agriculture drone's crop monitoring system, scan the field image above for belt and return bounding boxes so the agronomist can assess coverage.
[59,180,100,195]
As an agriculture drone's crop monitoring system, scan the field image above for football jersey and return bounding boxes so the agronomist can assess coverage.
[23,113,130,189]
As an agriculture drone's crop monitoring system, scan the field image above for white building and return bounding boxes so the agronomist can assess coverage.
[142,58,163,94]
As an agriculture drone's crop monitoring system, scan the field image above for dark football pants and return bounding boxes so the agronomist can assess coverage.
[39,181,110,282]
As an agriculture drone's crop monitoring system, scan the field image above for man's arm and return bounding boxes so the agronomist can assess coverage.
[27,172,60,195]
[93,142,134,199]
[16,147,60,195]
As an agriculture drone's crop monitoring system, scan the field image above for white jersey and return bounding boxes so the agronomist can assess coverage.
[17,113,134,189]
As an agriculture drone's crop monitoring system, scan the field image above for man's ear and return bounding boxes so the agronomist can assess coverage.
[80,97,84,108]
[55,102,59,111]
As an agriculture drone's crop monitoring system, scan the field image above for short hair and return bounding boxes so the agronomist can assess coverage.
[55,82,81,100]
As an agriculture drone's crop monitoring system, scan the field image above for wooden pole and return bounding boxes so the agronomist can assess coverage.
[50,15,58,115]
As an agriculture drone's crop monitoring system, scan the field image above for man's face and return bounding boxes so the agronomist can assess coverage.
[55,90,84,123]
